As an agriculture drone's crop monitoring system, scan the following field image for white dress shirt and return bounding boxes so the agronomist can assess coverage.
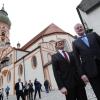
[58,50,70,61]
[19,82,22,90]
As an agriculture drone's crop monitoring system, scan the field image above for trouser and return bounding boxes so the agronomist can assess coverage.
[16,91,25,100]
[34,89,41,100]
[45,87,49,93]
[89,75,100,100]
[28,91,33,100]
[65,85,87,100]
[6,92,9,99]
[0,95,2,100]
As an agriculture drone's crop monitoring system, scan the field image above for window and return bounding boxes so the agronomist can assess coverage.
[0,76,3,87]
[1,36,5,42]
[9,54,12,64]
[7,71,11,83]
[18,64,23,77]
[31,56,37,69]
[1,31,6,36]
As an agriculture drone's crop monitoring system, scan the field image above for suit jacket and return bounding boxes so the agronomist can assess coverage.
[73,32,100,78]
[15,82,24,95]
[52,52,84,90]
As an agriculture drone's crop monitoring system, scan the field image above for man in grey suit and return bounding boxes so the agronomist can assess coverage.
[73,23,100,100]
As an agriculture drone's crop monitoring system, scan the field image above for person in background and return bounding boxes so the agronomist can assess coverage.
[0,89,2,100]
[44,80,49,93]
[1,88,3,100]
[0,88,4,100]
[73,23,100,99]
[15,78,25,100]
[52,40,87,100]
[5,86,10,99]
[23,81,29,100]
[28,80,34,100]
[34,78,42,100]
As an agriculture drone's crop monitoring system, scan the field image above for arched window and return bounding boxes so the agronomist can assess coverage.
[1,31,6,36]
[31,56,37,69]
[18,64,23,77]
[0,76,3,87]
[9,54,12,64]
[7,71,11,83]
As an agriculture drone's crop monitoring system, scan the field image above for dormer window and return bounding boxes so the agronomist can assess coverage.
[1,31,6,36]
[2,26,5,29]
[18,64,23,77]
[1,36,5,42]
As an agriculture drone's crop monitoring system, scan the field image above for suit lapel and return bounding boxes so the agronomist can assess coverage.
[57,52,65,60]
[86,34,91,47]
[57,52,70,63]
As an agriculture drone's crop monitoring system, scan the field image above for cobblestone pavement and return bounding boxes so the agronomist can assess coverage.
[3,90,65,100]
[3,83,97,100]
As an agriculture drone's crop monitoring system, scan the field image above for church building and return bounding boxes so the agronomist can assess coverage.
[0,6,74,95]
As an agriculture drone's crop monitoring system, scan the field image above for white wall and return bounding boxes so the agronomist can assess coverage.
[16,50,28,60]
[26,39,43,51]
[79,6,100,35]
[48,65,58,90]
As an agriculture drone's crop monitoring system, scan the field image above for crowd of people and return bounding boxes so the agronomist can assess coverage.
[14,78,50,100]
[0,86,10,100]
[0,78,50,100]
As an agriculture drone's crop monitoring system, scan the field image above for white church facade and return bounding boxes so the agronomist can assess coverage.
[0,6,74,95]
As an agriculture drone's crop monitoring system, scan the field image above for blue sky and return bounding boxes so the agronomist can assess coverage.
[0,0,81,47]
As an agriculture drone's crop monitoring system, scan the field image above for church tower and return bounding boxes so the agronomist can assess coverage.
[0,4,11,49]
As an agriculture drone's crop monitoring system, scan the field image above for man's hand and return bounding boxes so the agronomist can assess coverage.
[60,87,67,95]
[81,75,89,84]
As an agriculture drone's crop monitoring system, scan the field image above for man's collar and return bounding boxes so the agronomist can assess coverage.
[58,49,64,52]
[79,33,86,38]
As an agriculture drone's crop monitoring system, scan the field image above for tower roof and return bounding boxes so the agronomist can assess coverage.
[0,4,11,27]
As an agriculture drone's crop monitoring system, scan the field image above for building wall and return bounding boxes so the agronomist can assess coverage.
[16,50,28,60]
[47,64,58,90]
[0,49,16,95]
[79,6,100,35]
[15,47,44,89]
[25,39,43,51]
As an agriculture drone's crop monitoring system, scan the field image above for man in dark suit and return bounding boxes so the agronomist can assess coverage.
[34,78,42,100]
[73,23,100,99]
[28,80,34,100]
[52,40,87,100]
[15,78,25,100]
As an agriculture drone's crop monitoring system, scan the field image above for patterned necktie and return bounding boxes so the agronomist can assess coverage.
[62,51,68,60]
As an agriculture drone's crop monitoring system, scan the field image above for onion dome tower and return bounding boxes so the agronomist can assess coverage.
[0,4,11,49]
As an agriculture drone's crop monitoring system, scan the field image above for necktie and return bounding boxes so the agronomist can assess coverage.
[81,36,89,47]
[62,51,68,60]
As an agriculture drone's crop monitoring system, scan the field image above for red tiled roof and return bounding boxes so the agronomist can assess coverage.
[21,23,70,50]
